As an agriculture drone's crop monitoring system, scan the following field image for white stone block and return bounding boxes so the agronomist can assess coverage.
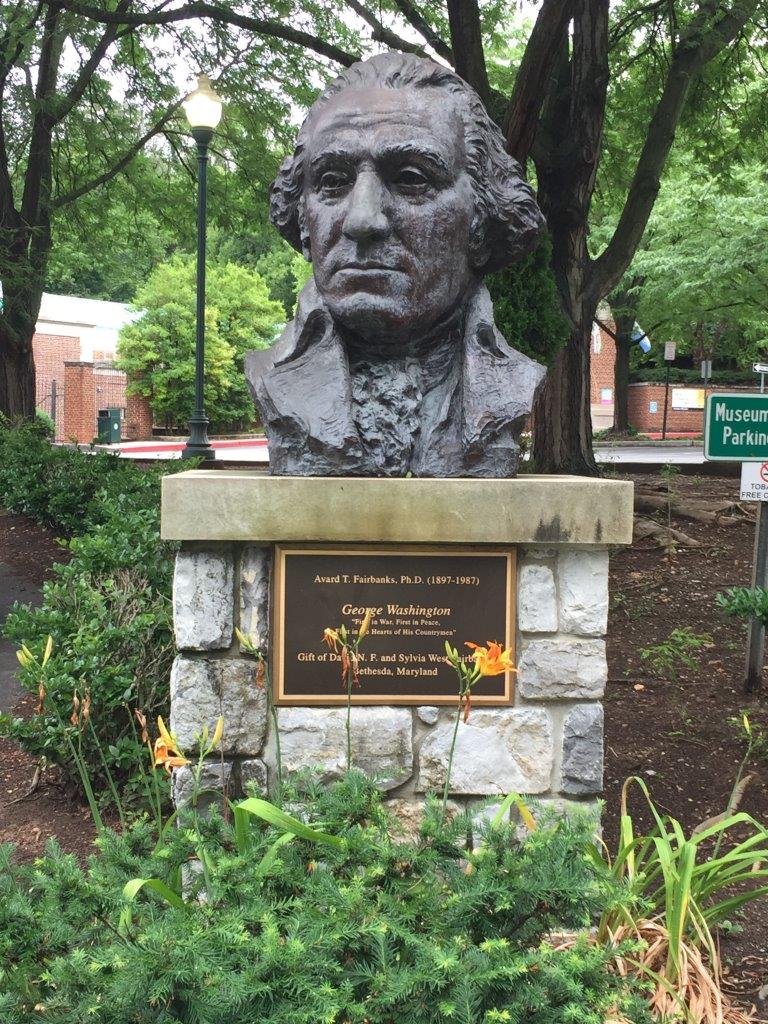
[417,706,439,726]
[239,546,271,651]
[417,708,553,795]
[239,758,268,796]
[170,656,266,756]
[518,637,606,700]
[518,563,558,632]
[277,706,413,791]
[561,704,604,795]
[172,760,232,811]
[173,547,234,650]
[558,549,609,636]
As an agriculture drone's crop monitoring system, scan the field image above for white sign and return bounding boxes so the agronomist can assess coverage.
[753,363,768,375]
[740,462,768,501]
[664,342,676,361]
[672,387,706,411]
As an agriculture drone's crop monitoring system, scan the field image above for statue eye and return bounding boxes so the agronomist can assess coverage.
[393,166,430,192]
[319,170,351,194]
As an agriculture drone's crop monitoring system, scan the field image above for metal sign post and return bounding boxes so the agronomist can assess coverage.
[753,362,768,394]
[739,463,768,692]
[661,342,676,440]
[707,399,768,693]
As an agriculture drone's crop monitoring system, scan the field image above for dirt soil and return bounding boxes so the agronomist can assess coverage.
[0,475,767,1012]
[604,472,768,1014]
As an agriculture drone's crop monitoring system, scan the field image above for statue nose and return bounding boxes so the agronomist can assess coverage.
[342,171,390,242]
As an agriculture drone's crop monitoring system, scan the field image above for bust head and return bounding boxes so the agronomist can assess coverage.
[270,52,545,347]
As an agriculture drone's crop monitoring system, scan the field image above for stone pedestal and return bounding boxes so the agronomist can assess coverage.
[161,471,633,819]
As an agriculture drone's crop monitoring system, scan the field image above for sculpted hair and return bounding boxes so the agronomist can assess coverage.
[270,51,545,275]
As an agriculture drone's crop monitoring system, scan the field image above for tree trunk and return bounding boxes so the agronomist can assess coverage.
[0,272,43,420]
[532,301,598,474]
[0,338,36,419]
[528,0,609,476]
[614,332,633,433]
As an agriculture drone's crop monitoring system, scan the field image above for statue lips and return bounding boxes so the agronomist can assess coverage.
[332,260,407,290]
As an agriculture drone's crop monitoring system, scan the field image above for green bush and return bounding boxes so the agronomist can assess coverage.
[628,366,755,386]
[717,586,768,628]
[34,409,55,438]
[0,422,182,801]
[0,774,649,1024]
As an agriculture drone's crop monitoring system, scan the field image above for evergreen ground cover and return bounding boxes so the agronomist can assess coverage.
[0,772,650,1024]
[0,421,182,802]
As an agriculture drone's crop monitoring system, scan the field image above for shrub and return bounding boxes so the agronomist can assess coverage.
[34,409,55,437]
[0,774,649,1023]
[717,585,768,629]
[0,422,183,801]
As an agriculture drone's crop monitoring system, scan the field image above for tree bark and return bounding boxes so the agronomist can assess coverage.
[446,0,491,109]
[530,0,609,475]
[0,331,36,419]
[613,315,634,434]
[532,307,597,474]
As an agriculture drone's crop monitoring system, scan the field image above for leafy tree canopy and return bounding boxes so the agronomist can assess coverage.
[631,158,768,362]
[116,256,284,430]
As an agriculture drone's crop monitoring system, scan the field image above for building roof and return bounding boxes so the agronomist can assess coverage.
[37,292,137,331]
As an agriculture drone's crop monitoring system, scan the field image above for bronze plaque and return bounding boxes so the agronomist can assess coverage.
[273,546,515,705]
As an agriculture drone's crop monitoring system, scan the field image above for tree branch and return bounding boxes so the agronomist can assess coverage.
[20,2,64,228]
[446,0,490,106]
[53,3,132,124]
[344,0,426,55]
[51,99,181,208]
[504,0,573,163]
[50,0,360,67]
[590,0,760,302]
[389,0,453,63]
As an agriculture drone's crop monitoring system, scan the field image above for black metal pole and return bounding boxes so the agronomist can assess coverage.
[661,363,670,441]
[182,126,214,460]
[746,501,768,693]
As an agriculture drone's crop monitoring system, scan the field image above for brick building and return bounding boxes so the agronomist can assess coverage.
[590,307,617,431]
[586,308,743,435]
[33,293,153,443]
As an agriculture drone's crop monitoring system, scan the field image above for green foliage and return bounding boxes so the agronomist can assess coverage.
[0,423,179,800]
[591,776,768,986]
[117,255,284,431]
[631,160,768,356]
[0,774,649,1023]
[639,627,711,683]
[486,236,569,366]
[34,409,55,438]
[717,586,768,629]
[628,367,756,386]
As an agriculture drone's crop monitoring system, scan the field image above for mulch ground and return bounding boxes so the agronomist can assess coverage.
[0,511,97,857]
[603,472,768,1013]
[0,475,767,1012]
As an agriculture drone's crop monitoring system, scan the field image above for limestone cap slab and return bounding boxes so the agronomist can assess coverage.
[161,471,633,546]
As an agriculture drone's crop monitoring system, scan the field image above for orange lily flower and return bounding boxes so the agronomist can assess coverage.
[322,627,340,652]
[465,641,515,677]
[152,716,190,773]
[340,646,351,685]
[152,737,190,773]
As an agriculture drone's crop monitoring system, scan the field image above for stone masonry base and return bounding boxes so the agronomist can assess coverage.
[169,541,609,824]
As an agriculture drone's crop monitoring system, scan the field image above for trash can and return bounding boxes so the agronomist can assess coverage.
[97,408,122,444]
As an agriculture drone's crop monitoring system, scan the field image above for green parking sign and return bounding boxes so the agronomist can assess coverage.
[704,392,768,460]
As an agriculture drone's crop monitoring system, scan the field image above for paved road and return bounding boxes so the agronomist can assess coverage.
[0,563,40,713]
[595,444,707,465]
[98,439,709,468]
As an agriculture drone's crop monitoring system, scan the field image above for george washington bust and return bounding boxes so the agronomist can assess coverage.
[246,51,547,478]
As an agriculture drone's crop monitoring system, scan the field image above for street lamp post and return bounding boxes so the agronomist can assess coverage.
[181,74,222,460]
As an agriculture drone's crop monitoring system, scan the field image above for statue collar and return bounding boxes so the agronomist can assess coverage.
[245,278,545,477]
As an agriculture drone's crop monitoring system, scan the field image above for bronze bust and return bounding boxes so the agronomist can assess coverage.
[246,52,546,477]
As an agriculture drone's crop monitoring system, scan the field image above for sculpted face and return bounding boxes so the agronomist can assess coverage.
[303,87,476,346]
